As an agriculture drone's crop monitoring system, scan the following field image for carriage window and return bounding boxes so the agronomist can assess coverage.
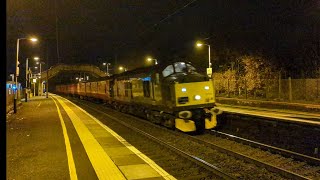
[162,65,174,77]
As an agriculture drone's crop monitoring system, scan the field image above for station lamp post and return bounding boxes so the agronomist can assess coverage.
[103,62,106,73]
[25,57,32,102]
[14,37,38,113]
[32,78,37,97]
[34,57,45,96]
[106,63,111,76]
[196,41,215,100]
[10,74,14,82]
[147,57,158,65]
[119,66,127,72]
[196,42,211,69]
[103,62,111,75]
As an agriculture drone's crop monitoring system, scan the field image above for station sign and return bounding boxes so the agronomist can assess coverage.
[206,68,212,76]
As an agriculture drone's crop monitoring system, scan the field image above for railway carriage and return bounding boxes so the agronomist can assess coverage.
[56,61,222,133]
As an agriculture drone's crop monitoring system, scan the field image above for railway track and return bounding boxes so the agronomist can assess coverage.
[192,133,320,180]
[69,97,320,179]
[210,130,320,166]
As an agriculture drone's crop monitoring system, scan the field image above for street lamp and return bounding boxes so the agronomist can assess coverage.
[147,57,158,65]
[103,62,111,75]
[10,74,14,82]
[196,41,215,102]
[14,37,38,113]
[25,57,33,102]
[196,42,211,68]
[34,57,45,96]
[119,66,127,72]
[106,63,111,75]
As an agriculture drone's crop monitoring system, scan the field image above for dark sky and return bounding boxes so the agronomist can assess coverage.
[6,0,320,77]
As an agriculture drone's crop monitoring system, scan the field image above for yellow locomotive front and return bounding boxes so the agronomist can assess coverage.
[160,62,222,133]
[174,80,222,133]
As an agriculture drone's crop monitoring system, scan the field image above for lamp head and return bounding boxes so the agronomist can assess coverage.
[30,38,38,42]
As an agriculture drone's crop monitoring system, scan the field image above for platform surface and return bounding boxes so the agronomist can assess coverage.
[7,94,176,180]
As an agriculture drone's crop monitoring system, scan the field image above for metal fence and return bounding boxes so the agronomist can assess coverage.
[215,78,320,103]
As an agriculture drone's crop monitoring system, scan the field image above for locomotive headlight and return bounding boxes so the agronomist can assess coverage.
[204,86,209,90]
[194,95,201,100]
[181,88,187,92]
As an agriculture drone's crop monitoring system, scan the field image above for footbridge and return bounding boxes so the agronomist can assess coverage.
[40,63,108,80]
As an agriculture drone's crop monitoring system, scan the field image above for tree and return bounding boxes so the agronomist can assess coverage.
[239,55,275,97]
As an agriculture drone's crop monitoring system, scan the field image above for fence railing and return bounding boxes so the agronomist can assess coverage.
[215,78,320,103]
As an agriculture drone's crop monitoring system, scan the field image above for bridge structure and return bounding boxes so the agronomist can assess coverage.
[40,63,108,80]
[34,63,108,94]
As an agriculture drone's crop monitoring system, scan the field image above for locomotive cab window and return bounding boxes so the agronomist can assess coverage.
[162,65,174,77]
[186,63,196,73]
[174,62,186,73]
[174,62,196,73]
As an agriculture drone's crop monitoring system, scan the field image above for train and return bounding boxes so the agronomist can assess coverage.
[55,61,222,134]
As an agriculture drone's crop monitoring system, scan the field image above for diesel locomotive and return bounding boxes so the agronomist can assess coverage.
[55,61,222,133]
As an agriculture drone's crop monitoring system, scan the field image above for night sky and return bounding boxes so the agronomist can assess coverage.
[6,0,320,78]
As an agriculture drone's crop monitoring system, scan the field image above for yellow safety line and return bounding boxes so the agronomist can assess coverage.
[62,96,177,180]
[51,97,78,180]
[53,96,126,180]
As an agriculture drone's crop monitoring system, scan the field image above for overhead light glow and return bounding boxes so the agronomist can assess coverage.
[30,38,38,42]
[204,86,209,90]
[181,88,187,92]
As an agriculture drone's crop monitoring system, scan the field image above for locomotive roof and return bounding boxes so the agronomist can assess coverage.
[96,60,195,81]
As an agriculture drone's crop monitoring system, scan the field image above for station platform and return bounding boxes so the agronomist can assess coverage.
[6,94,176,180]
[216,97,320,113]
[216,101,320,127]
